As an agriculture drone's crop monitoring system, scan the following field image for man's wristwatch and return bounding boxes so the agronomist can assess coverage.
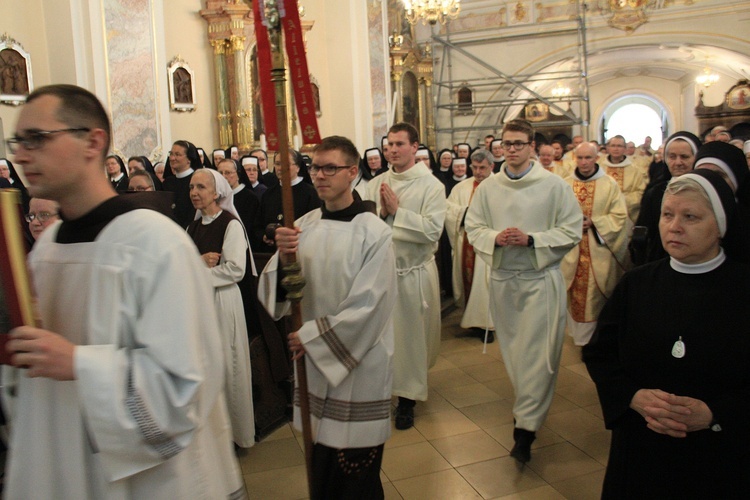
[527,235,535,248]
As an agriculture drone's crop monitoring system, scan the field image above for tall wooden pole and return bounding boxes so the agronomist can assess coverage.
[258,0,314,495]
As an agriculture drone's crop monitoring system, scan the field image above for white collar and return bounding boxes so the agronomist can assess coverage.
[251,180,260,188]
[110,172,124,182]
[175,168,194,179]
[280,176,302,187]
[200,209,223,225]
[669,248,726,274]
[453,174,467,181]
[232,184,245,194]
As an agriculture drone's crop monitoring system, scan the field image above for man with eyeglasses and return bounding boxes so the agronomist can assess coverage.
[4,84,243,498]
[466,119,582,464]
[600,135,647,224]
[259,135,396,499]
[365,122,446,431]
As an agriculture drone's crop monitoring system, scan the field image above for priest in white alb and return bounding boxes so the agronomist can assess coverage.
[445,149,495,340]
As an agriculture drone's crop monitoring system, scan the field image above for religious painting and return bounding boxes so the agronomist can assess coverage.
[310,74,322,118]
[402,71,420,132]
[726,81,750,111]
[0,34,33,107]
[167,56,196,112]
[525,101,548,122]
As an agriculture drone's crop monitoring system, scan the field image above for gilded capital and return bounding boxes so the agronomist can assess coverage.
[229,35,246,53]
[211,39,227,55]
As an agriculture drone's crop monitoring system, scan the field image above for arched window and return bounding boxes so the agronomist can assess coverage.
[601,95,668,149]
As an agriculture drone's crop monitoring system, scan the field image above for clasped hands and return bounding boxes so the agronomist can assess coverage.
[630,388,713,438]
[495,227,529,247]
[379,184,398,219]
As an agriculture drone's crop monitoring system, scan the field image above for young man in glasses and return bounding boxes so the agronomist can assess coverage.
[466,119,582,464]
[259,135,397,499]
[4,84,243,498]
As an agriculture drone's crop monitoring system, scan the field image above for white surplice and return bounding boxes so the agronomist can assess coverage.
[203,216,255,447]
[364,162,446,401]
[445,178,494,330]
[258,210,397,448]
[4,210,243,500]
[466,163,582,431]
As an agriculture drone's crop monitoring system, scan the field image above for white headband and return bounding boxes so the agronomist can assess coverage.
[453,158,467,167]
[665,136,698,156]
[214,151,225,159]
[458,145,470,151]
[678,173,727,237]
[0,159,7,167]
[242,157,258,166]
[231,147,238,154]
[744,140,750,155]
[695,157,737,191]
[366,150,381,159]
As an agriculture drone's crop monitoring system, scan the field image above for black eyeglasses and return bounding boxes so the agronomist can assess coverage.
[6,128,91,154]
[501,141,530,150]
[25,211,59,223]
[309,164,353,176]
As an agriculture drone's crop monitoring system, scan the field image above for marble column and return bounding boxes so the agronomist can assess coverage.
[212,39,232,149]
[229,35,253,150]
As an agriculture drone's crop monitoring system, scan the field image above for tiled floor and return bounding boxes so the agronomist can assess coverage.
[239,308,610,499]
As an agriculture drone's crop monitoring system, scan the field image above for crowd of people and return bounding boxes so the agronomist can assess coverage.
[1,83,750,498]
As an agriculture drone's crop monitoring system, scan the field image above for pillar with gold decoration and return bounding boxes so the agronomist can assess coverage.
[211,39,232,149]
[229,35,254,151]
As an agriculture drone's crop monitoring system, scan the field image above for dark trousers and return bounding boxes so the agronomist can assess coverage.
[310,442,385,500]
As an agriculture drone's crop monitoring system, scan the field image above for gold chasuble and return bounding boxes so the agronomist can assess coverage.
[562,168,631,333]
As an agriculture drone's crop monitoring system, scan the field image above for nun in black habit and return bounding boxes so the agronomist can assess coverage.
[584,169,750,499]
[105,154,129,193]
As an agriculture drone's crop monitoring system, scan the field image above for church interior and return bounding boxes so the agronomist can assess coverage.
[2,0,750,498]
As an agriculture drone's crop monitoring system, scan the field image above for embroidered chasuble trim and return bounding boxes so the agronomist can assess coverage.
[125,358,184,459]
[461,181,479,300]
[606,167,624,190]
[570,180,595,322]
[294,391,392,422]
[316,317,358,372]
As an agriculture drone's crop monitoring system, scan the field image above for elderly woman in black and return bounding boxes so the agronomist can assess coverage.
[187,168,255,448]
[584,169,750,499]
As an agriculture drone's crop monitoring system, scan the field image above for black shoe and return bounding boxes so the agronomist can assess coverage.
[510,428,536,464]
[485,331,495,343]
[394,405,414,430]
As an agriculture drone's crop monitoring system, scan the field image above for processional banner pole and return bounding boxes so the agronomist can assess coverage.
[251,0,314,495]
[0,189,36,364]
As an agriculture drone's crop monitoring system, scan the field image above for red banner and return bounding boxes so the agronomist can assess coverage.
[252,0,280,150]
[282,0,321,145]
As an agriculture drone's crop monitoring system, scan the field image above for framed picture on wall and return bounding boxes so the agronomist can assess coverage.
[168,56,196,112]
[525,101,548,122]
[726,82,750,111]
[0,34,33,107]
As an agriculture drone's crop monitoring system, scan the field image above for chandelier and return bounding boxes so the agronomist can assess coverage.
[551,83,571,98]
[403,0,461,26]
[695,65,719,88]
